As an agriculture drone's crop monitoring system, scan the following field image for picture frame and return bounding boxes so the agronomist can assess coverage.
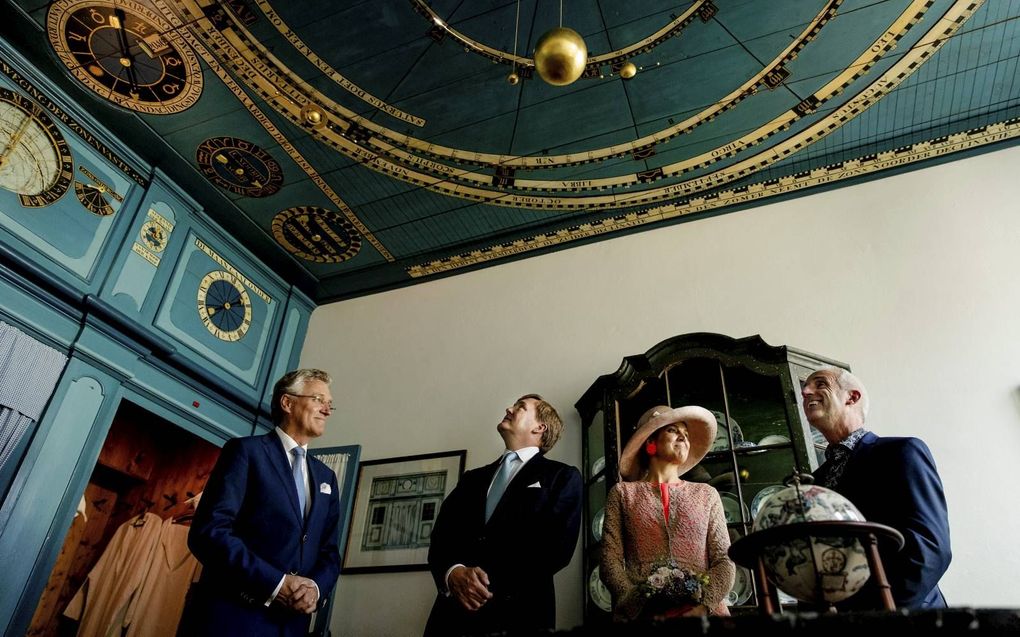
[342,449,466,574]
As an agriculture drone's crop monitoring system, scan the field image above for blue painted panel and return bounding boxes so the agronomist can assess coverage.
[260,292,313,415]
[128,362,258,441]
[0,363,113,636]
[105,194,182,316]
[153,230,279,388]
[0,76,143,285]
[0,268,82,351]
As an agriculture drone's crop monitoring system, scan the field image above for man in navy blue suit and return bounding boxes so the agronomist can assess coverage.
[804,367,951,609]
[186,369,341,636]
[424,394,582,637]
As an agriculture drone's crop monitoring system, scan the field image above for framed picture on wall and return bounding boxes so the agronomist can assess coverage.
[342,449,466,574]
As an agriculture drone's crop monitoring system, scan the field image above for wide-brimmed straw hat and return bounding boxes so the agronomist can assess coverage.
[619,405,717,481]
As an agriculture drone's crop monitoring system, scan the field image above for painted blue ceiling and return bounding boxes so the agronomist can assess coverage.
[5,0,1020,301]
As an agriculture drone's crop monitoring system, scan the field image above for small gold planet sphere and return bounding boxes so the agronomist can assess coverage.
[534,27,587,86]
[507,71,520,85]
[301,103,326,128]
[619,62,637,79]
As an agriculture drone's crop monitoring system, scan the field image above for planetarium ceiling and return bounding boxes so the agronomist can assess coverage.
[4,0,1019,301]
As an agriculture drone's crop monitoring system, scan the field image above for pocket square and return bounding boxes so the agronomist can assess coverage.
[319,482,332,494]
[527,481,542,488]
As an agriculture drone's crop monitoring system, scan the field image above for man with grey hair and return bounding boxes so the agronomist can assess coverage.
[186,369,342,636]
[802,366,951,609]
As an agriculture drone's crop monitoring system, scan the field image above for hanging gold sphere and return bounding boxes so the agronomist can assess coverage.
[507,71,520,85]
[619,62,637,79]
[534,27,587,86]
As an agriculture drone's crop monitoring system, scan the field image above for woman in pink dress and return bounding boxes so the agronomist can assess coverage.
[600,405,735,621]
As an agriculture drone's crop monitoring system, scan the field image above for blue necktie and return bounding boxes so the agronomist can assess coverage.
[485,451,518,522]
[291,447,307,518]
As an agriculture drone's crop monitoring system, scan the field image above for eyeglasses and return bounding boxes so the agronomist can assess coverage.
[286,393,336,413]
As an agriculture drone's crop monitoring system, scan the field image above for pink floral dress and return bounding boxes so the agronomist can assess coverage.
[600,481,735,621]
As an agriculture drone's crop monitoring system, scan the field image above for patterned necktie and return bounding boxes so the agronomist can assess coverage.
[291,447,307,518]
[822,444,850,488]
[485,451,518,522]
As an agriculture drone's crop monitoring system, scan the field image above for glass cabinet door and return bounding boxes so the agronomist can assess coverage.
[576,334,849,620]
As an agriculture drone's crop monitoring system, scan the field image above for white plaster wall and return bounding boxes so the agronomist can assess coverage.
[303,145,1020,636]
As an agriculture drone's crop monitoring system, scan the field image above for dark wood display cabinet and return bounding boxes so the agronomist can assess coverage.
[575,333,850,622]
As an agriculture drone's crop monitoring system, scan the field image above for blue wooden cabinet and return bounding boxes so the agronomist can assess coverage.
[0,40,336,637]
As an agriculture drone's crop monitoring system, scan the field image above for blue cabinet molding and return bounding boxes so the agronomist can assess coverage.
[0,35,318,637]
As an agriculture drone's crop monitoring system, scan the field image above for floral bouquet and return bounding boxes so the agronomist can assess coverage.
[640,559,709,617]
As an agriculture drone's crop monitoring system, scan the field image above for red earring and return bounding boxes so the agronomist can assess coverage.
[645,441,657,456]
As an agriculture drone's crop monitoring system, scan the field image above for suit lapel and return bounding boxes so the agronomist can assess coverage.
[486,455,546,526]
[841,431,877,494]
[261,433,304,520]
[507,455,545,493]
[306,457,325,526]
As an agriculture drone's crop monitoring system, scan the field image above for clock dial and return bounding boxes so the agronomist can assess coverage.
[74,180,114,216]
[197,270,252,342]
[75,164,124,216]
[196,137,283,198]
[47,0,203,115]
[271,205,362,263]
[140,220,168,252]
[0,88,74,207]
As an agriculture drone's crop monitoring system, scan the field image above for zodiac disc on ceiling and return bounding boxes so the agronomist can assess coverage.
[271,206,362,264]
[47,0,204,115]
[196,136,283,198]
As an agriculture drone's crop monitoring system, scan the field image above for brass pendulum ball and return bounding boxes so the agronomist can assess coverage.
[507,71,520,85]
[534,27,587,86]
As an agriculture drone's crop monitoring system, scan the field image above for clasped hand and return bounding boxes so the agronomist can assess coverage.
[448,566,493,611]
[277,573,318,614]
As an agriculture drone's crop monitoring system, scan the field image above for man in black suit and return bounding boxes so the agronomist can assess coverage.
[804,367,951,609]
[424,394,582,637]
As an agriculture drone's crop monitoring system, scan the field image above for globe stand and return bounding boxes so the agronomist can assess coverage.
[729,521,904,614]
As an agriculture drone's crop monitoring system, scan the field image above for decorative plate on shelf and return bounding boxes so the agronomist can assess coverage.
[591,456,605,477]
[726,566,753,606]
[589,565,612,612]
[709,411,743,451]
[591,508,605,542]
[750,484,786,521]
[811,426,828,464]
[719,491,749,524]
[778,588,798,606]
[757,434,791,446]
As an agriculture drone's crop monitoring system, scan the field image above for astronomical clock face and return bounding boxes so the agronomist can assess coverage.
[139,219,168,253]
[74,164,124,216]
[196,137,283,198]
[271,205,362,263]
[0,88,74,207]
[197,269,252,342]
[47,0,203,115]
